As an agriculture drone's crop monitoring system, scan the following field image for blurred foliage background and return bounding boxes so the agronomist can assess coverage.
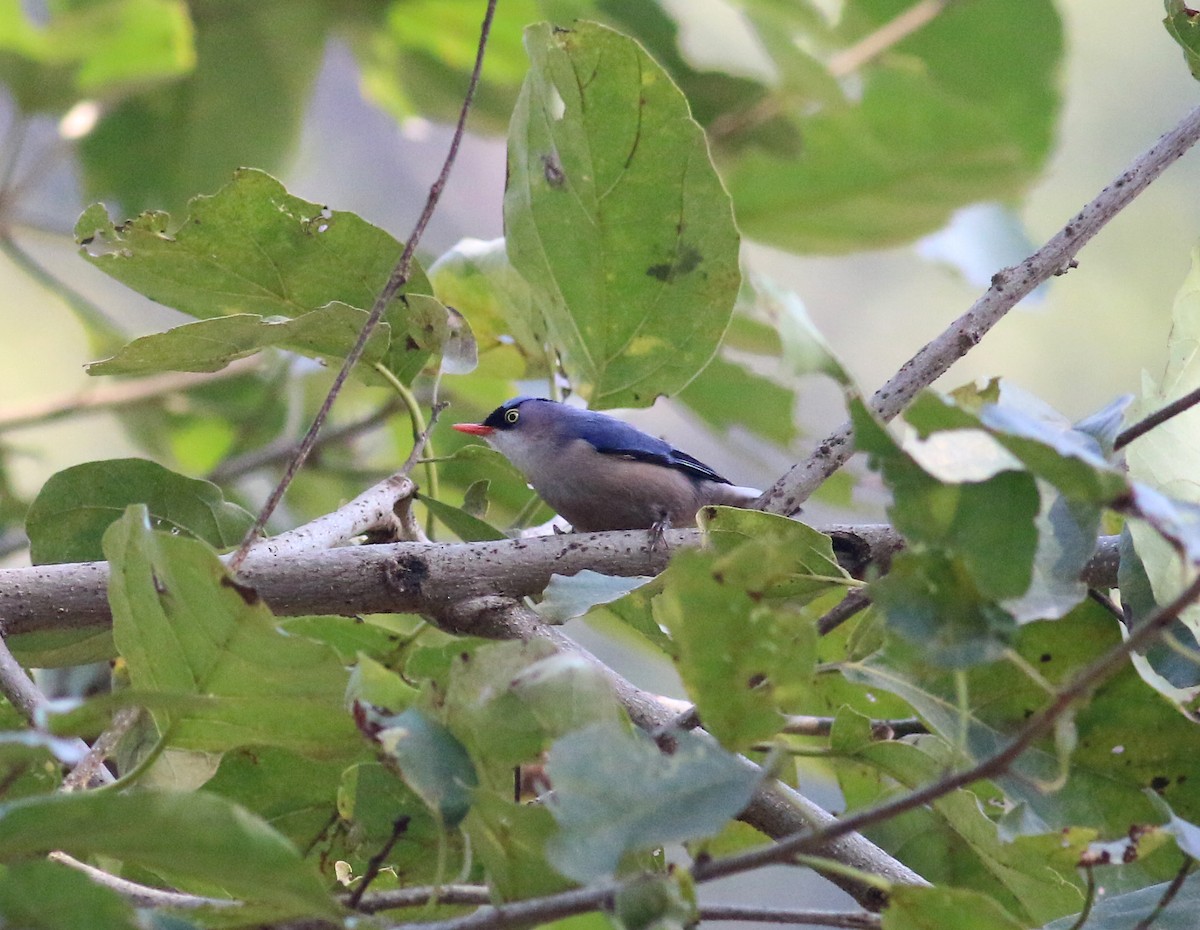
[1,0,1198,543]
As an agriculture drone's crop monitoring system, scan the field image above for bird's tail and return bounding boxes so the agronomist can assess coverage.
[705,484,762,508]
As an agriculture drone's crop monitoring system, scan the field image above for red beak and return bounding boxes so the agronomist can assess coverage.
[453,423,495,436]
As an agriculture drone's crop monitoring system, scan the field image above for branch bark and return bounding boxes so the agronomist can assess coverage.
[0,526,1122,639]
[757,102,1200,516]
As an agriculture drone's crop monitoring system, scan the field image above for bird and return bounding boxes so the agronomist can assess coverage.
[452,396,760,535]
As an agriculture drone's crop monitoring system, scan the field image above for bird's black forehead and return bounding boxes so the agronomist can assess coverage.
[481,395,546,429]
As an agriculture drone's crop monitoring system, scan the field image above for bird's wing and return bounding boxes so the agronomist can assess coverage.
[570,411,732,485]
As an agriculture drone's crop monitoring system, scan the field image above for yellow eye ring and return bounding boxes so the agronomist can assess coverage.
[504,409,520,424]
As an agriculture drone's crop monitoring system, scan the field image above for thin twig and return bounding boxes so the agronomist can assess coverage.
[708,0,953,143]
[781,715,925,739]
[1065,865,1097,930]
[1115,385,1200,451]
[0,633,110,784]
[226,0,499,574]
[348,816,411,908]
[828,0,952,77]
[1132,856,1195,930]
[691,567,1200,884]
[817,589,872,636]
[249,474,419,558]
[697,905,880,928]
[353,884,492,914]
[757,103,1200,517]
[48,851,240,910]
[377,881,620,930]
[60,706,140,792]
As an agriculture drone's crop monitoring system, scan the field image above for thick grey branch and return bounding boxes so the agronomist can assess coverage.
[757,103,1200,516]
[434,596,927,911]
[0,527,1121,639]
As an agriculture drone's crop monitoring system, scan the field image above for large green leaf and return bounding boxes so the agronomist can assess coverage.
[882,885,1026,930]
[655,543,821,751]
[0,0,194,114]
[544,721,759,882]
[74,170,425,317]
[103,505,358,758]
[505,21,741,408]
[1045,871,1200,930]
[1126,249,1200,647]
[76,169,445,380]
[1164,0,1200,80]
[367,707,478,827]
[0,860,137,930]
[0,789,334,916]
[25,458,252,565]
[831,709,1086,926]
[87,305,392,377]
[724,0,1062,252]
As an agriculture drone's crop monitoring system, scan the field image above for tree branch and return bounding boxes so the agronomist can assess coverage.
[0,633,110,785]
[1115,385,1200,451]
[433,596,926,910]
[47,851,239,910]
[757,103,1200,516]
[0,527,1123,638]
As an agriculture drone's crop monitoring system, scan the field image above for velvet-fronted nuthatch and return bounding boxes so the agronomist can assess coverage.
[453,396,760,533]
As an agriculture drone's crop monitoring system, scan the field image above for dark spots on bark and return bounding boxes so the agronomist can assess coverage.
[385,553,429,598]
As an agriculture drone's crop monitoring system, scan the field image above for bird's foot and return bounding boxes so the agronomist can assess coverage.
[648,511,672,551]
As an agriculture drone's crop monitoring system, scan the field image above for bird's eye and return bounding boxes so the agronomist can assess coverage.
[504,409,520,424]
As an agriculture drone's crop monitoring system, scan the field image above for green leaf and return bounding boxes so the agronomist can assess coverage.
[443,640,625,784]
[351,0,540,132]
[534,571,655,625]
[203,746,356,857]
[87,306,392,378]
[337,761,463,882]
[1126,248,1200,654]
[872,551,1018,667]
[544,722,760,882]
[0,0,194,114]
[369,707,478,827]
[0,790,334,916]
[465,793,574,901]
[882,885,1026,930]
[725,0,1062,252]
[677,354,797,446]
[613,874,697,930]
[1165,0,1200,80]
[1045,871,1200,930]
[75,167,431,322]
[103,505,358,758]
[78,0,325,216]
[505,21,741,407]
[427,237,552,381]
[420,495,508,542]
[854,398,1040,602]
[25,458,252,565]
[831,711,1086,925]
[0,860,137,930]
[655,546,820,750]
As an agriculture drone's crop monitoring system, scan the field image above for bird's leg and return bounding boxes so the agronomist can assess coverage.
[648,508,672,551]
